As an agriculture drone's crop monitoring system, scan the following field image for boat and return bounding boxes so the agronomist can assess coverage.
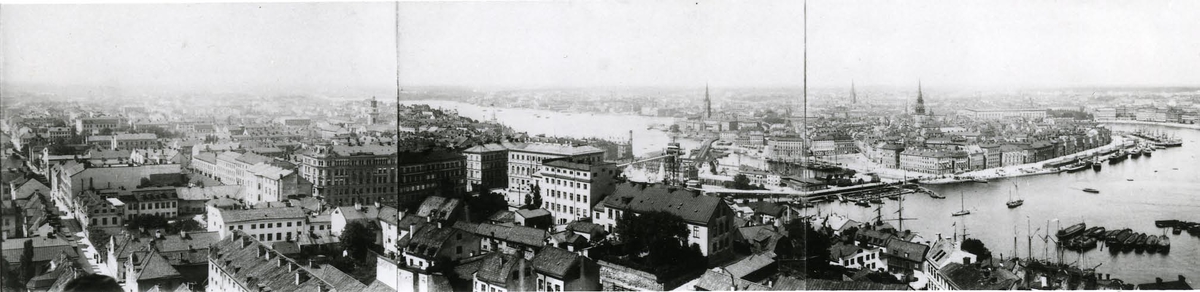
[855,200,871,207]
[1155,220,1180,228]
[1146,235,1160,253]
[1131,150,1142,159]
[869,198,884,204]
[1086,227,1106,238]
[928,191,946,199]
[1159,235,1171,252]
[972,178,989,183]
[1092,161,1102,171]
[1057,222,1087,239]
[1103,229,1122,243]
[1173,227,1183,235]
[952,193,971,216]
[1113,229,1132,245]
[1111,150,1129,163]
[1063,161,1089,172]
[1005,185,1023,208]
[1082,188,1099,194]
[1143,148,1153,157]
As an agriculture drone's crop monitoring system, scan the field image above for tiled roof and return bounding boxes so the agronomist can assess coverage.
[745,201,785,217]
[601,183,722,225]
[510,143,604,156]
[773,278,909,290]
[695,270,770,291]
[134,250,182,281]
[514,208,550,219]
[220,206,306,223]
[723,253,775,279]
[455,222,546,247]
[530,247,580,278]
[176,186,244,201]
[884,239,929,263]
[463,143,509,153]
[71,164,182,191]
[114,133,158,140]
[210,231,366,292]
[939,262,1020,290]
[415,196,461,221]
[476,253,524,285]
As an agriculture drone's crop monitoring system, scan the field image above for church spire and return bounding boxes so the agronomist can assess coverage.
[705,83,712,118]
[914,80,926,115]
[851,80,857,104]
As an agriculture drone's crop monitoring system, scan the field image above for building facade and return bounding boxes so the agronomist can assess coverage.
[297,143,465,207]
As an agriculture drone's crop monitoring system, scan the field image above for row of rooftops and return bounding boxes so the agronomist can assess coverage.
[463,141,605,156]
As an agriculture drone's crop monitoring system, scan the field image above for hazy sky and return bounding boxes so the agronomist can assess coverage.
[3,1,1199,92]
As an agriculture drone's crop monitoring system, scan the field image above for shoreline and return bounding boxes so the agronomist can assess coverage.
[1100,120,1200,130]
[827,135,1129,185]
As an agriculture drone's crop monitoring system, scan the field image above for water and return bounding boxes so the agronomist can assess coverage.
[400,100,701,155]
[807,124,1200,284]
[404,99,1199,282]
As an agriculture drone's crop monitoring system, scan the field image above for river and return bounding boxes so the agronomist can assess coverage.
[407,99,1198,283]
[807,124,1200,284]
[400,100,702,155]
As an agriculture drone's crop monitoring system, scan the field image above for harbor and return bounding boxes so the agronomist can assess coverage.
[804,123,1200,284]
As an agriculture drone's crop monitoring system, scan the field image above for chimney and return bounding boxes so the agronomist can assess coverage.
[295,271,309,285]
[1156,278,1163,284]
[277,256,286,267]
[180,230,189,239]
[155,230,163,239]
[1180,275,1186,282]
[426,216,432,223]
[437,221,443,229]
[309,259,318,269]
[963,257,972,265]
[374,201,381,209]
[355,202,362,211]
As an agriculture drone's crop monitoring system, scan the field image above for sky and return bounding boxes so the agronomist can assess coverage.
[3,1,1199,93]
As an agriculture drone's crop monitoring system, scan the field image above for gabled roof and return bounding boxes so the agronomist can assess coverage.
[601,183,723,225]
[219,206,306,223]
[175,186,244,201]
[744,201,785,217]
[133,250,182,281]
[530,247,580,279]
[723,253,775,279]
[476,253,524,285]
[455,222,546,248]
[415,196,461,221]
[885,239,929,263]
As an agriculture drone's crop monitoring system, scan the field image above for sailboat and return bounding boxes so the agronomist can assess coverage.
[952,192,971,216]
[1006,183,1024,208]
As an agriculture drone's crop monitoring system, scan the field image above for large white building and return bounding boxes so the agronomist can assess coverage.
[206,205,307,245]
[958,109,1047,120]
[536,159,619,224]
[505,143,605,207]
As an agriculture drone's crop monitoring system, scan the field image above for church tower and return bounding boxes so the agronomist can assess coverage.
[705,84,712,118]
[914,81,926,115]
[851,80,858,104]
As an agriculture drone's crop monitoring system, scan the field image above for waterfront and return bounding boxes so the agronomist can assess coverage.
[807,124,1200,284]
[407,99,1200,283]
[400,100,702,155]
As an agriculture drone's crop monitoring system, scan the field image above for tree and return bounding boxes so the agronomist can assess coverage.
[466,191,508,223]
[99,128,114,135]
[530,183,543,209]
[126,214,169,231]
[962,238,992,260]
[18,240,34,285]
[613,211,705,276]
[777,220,837,279]
[1,255,21,291]
[732,174,753,190]
[168,219,204,233]
[340,221,376,261]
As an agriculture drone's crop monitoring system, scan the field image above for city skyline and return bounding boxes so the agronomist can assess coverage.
[4,1,1200,96]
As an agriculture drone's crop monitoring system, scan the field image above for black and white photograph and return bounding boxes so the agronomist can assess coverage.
[1,0,1198,291]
